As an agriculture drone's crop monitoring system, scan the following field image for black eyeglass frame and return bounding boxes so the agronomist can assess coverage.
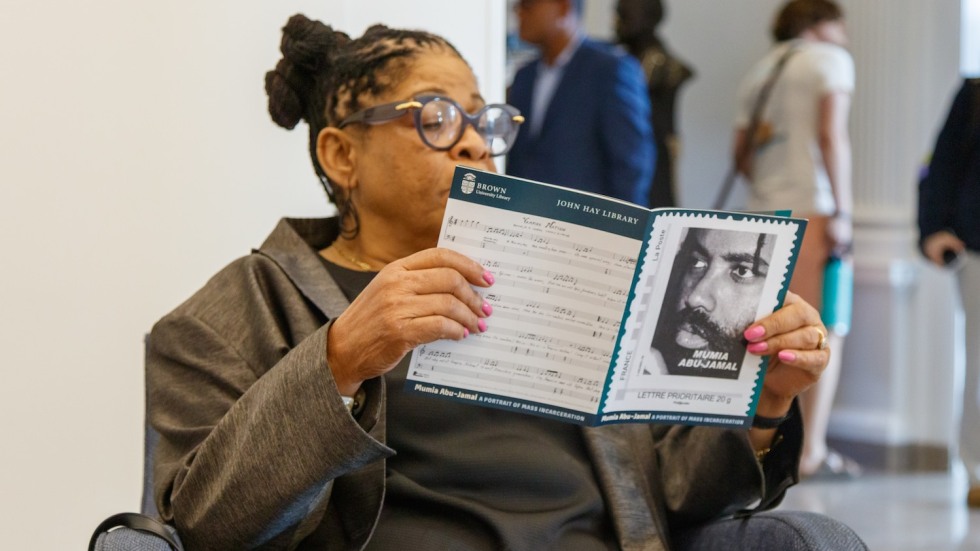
[337,95,525,157]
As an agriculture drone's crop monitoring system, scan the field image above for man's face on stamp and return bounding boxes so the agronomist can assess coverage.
[650,227,776,380]
[671,228,774,352]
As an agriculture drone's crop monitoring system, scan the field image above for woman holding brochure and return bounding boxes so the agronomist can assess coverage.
[145,14,862,551]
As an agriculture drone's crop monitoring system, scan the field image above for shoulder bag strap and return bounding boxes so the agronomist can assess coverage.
[713,45,799,209]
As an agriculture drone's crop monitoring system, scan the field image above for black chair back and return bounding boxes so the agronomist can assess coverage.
[141,335,160,518]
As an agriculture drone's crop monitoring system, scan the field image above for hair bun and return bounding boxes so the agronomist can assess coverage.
[280,14,347,73]
[264,61,304,130]
[265,14,350,130]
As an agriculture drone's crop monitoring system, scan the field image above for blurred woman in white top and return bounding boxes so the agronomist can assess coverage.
[733,0,856,479]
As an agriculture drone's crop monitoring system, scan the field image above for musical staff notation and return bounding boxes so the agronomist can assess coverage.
[412,199,645,413]
[443,216,637,277]
[412,347,602,406]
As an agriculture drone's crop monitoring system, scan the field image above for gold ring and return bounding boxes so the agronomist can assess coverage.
[816,327,829,350]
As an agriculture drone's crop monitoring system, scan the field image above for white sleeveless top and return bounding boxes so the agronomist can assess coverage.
[735,40,855,215]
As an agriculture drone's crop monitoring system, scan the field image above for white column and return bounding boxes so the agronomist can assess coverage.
[831,0,963,453]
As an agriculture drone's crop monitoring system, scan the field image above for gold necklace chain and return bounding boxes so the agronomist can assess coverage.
[332,242,374,271]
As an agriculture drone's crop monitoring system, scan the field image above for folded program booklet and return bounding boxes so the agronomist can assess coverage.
[406,167,806,428]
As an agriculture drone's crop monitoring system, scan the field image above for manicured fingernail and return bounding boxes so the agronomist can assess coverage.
[478,319,487,333]
[483,271,495,285]
[463,328,470,338]
[778,350,797,362]
[747,341,768,354]
[482,301,493,316]
[744,326,766,341]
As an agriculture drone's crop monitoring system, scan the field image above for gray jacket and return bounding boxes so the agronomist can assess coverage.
[148,218,802,551]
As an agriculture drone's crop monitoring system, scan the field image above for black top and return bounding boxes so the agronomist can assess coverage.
[321,258,618,551]
[919,78,980,251]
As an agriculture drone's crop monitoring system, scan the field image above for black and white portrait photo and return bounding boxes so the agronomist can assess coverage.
[650,227,775,379]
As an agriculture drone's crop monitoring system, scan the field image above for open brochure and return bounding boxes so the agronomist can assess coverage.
[406,167,806,428]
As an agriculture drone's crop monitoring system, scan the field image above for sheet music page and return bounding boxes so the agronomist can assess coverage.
[406,168,649,424]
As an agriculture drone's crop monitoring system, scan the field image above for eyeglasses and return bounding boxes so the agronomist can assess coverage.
[338,95,525,157]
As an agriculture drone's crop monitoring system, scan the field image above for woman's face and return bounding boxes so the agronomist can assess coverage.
[811,19,848,47]
[345,48,496,252]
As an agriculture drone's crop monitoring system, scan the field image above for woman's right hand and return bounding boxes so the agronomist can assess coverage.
[326,248,493,395]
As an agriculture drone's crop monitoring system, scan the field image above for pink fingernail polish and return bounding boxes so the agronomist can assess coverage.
[778,350,797,362]
[747,341,768,354]
[478,319,487,333]
[463,328,470,338]
[482,301,493,316]
[744,326,766,341]
[483,271,495,285]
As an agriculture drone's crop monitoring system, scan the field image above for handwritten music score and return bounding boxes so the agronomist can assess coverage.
[408,203,643,413]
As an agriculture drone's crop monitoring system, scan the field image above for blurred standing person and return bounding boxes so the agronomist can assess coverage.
[615,0,694,208]
[918,77,980,508]
[508,0,655,205]
[733,0,857,478]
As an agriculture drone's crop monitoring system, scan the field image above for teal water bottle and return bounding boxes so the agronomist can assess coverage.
[821,255,853,335]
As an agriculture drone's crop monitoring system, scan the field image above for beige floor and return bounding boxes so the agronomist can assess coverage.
[777,471,980,550]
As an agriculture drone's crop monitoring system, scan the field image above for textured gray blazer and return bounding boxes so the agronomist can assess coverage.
[148,218,802,551]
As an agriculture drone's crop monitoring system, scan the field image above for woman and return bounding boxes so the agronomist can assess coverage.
[149,14,832,550]
[732,0,855,479]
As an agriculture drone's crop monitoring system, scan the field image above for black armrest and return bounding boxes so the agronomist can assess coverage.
[89,512,183,551]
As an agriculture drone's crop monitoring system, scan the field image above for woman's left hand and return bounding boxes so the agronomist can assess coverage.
[743,291,830,417]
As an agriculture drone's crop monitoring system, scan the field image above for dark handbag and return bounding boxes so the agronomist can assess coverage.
[713,46,798,209]
[89,512,183,551]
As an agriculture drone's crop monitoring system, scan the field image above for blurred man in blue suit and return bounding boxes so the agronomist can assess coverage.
[508,0,655,206]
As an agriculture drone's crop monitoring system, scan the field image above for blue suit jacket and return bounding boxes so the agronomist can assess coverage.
[507,38,655,206]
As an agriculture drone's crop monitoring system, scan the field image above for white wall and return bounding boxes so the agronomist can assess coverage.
[824,0,962,449]
[964,0,980,75]
[0,1,503,548]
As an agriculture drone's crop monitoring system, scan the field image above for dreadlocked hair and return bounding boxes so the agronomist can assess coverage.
[327,25,463,125]
[264,14,463,234]
[264,14,349,203]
